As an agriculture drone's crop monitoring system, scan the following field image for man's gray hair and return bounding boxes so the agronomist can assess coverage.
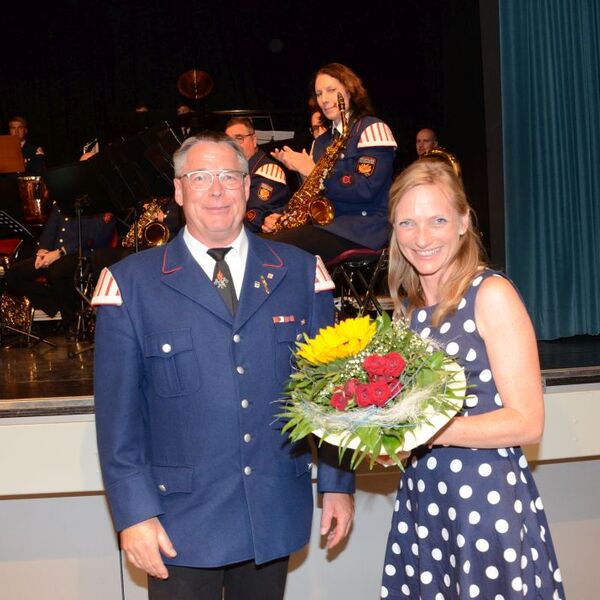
[173,131,248,177]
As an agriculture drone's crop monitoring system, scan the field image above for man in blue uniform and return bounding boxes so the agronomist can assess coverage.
[6,202,115,338]
[225,117,290,233]
[92,132,354,600]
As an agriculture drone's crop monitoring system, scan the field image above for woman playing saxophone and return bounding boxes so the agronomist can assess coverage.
[262,63,397,261]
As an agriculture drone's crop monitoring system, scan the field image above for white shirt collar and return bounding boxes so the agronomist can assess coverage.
[182,226,248,297]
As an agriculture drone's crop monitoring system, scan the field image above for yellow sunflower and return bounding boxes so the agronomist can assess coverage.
[297,316,377,365]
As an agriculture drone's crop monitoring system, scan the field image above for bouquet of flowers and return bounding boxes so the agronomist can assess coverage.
[279,312,466,469]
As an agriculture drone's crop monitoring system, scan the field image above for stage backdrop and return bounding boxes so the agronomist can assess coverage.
[501,0,600,340]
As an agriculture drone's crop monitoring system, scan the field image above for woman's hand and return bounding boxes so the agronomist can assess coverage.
[271,146,315,177]
[261,213,282,233]
[374,450,411,468]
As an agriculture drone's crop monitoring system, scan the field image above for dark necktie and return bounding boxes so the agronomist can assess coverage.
[207,247,237,314]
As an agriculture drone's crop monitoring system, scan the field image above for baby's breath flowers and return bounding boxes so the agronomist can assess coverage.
[279,313,466,469]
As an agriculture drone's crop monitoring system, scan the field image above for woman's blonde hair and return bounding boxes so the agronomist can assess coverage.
[387,159,486,326]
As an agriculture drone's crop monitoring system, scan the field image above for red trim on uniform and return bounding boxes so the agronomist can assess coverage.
[161,247,183,274]
[262,244,285,268]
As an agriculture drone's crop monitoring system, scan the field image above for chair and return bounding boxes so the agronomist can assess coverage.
[326,247,390,318]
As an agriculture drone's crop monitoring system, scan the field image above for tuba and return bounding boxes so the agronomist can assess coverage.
[271,92,350,232]
[122,198,171,249]
[421,146,462,179]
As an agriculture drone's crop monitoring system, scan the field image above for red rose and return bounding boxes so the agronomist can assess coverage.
[363,355,386,377]
[355,383,374,407]
[370,381,393,407]
[382,353,406,377]
[330,390,348,411]
[344,378,359,398]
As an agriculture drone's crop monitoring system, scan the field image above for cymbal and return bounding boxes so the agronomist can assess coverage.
[177,70,214,100]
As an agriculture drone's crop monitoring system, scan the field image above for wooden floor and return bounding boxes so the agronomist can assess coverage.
[1,323,94,400]
[1,320,600,401]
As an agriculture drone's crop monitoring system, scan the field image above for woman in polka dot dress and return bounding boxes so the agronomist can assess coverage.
[379,159,565,599]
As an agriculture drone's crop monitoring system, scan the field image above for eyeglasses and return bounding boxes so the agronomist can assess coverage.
[230,133,254,143]
[309,125,326,134]
[180,169,248,191]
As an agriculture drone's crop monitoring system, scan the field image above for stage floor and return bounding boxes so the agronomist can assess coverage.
[2,321,600,402]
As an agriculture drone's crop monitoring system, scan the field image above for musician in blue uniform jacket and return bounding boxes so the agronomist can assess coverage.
[6,201,115,338]
[263,63,397,261]
[92,132,354,600]
[225,117,290,233]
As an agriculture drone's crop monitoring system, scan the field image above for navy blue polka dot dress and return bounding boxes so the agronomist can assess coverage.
[380,270,566,599]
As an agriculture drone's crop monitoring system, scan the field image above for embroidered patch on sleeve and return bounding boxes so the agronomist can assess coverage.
[339,173,353,186]
[246,209,257,222]
[314,255,336,292]
[257,182,274,201]
[91,268,122,306]
[356,156,377,177]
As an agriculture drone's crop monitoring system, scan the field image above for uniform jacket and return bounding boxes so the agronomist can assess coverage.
[245,149,290,232]
[93,230,354,567]
[21,140,45,175]
[39,203,115,256]
[312,116,396,250]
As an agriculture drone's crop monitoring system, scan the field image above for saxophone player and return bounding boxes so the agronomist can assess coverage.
[262,63,397,262]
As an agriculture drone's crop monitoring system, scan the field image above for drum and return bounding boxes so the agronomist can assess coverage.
[18,176,51,225]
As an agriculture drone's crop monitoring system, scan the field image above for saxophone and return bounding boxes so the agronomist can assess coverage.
[122,198,171,248]
[272,92,349,232]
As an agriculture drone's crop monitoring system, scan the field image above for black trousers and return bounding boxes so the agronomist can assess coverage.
[261,225,364,262]
[5,254,80,324]
[148,556,289,600]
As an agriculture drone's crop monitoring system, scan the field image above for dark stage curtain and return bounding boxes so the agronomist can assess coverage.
[500,0,600,340]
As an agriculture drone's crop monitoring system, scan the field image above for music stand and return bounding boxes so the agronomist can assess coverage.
[44,160,120,348]
[0,135,25,174]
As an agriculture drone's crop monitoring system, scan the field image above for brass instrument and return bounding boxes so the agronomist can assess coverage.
[272,92,350,232]
[122,199,171,249]
[421,146,462,179]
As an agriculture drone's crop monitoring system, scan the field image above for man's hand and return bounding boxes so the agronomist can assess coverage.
[34,249,61,269]
[320,492,354,550]
[119,517,177,579]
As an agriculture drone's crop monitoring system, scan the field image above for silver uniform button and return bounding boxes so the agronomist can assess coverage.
[158,484,167,492]
[243,466,252,476]
[241,399,249,408]
[162,343,172,353]
[236,366,245,375]
[361,210,367,216]
[243,433,252,443]
[296,333,303,341]
[233,334,241,343]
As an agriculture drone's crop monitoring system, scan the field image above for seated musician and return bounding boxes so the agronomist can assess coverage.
[224,117,290,233]
[262,63,397,262]
[5,202,115,340]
